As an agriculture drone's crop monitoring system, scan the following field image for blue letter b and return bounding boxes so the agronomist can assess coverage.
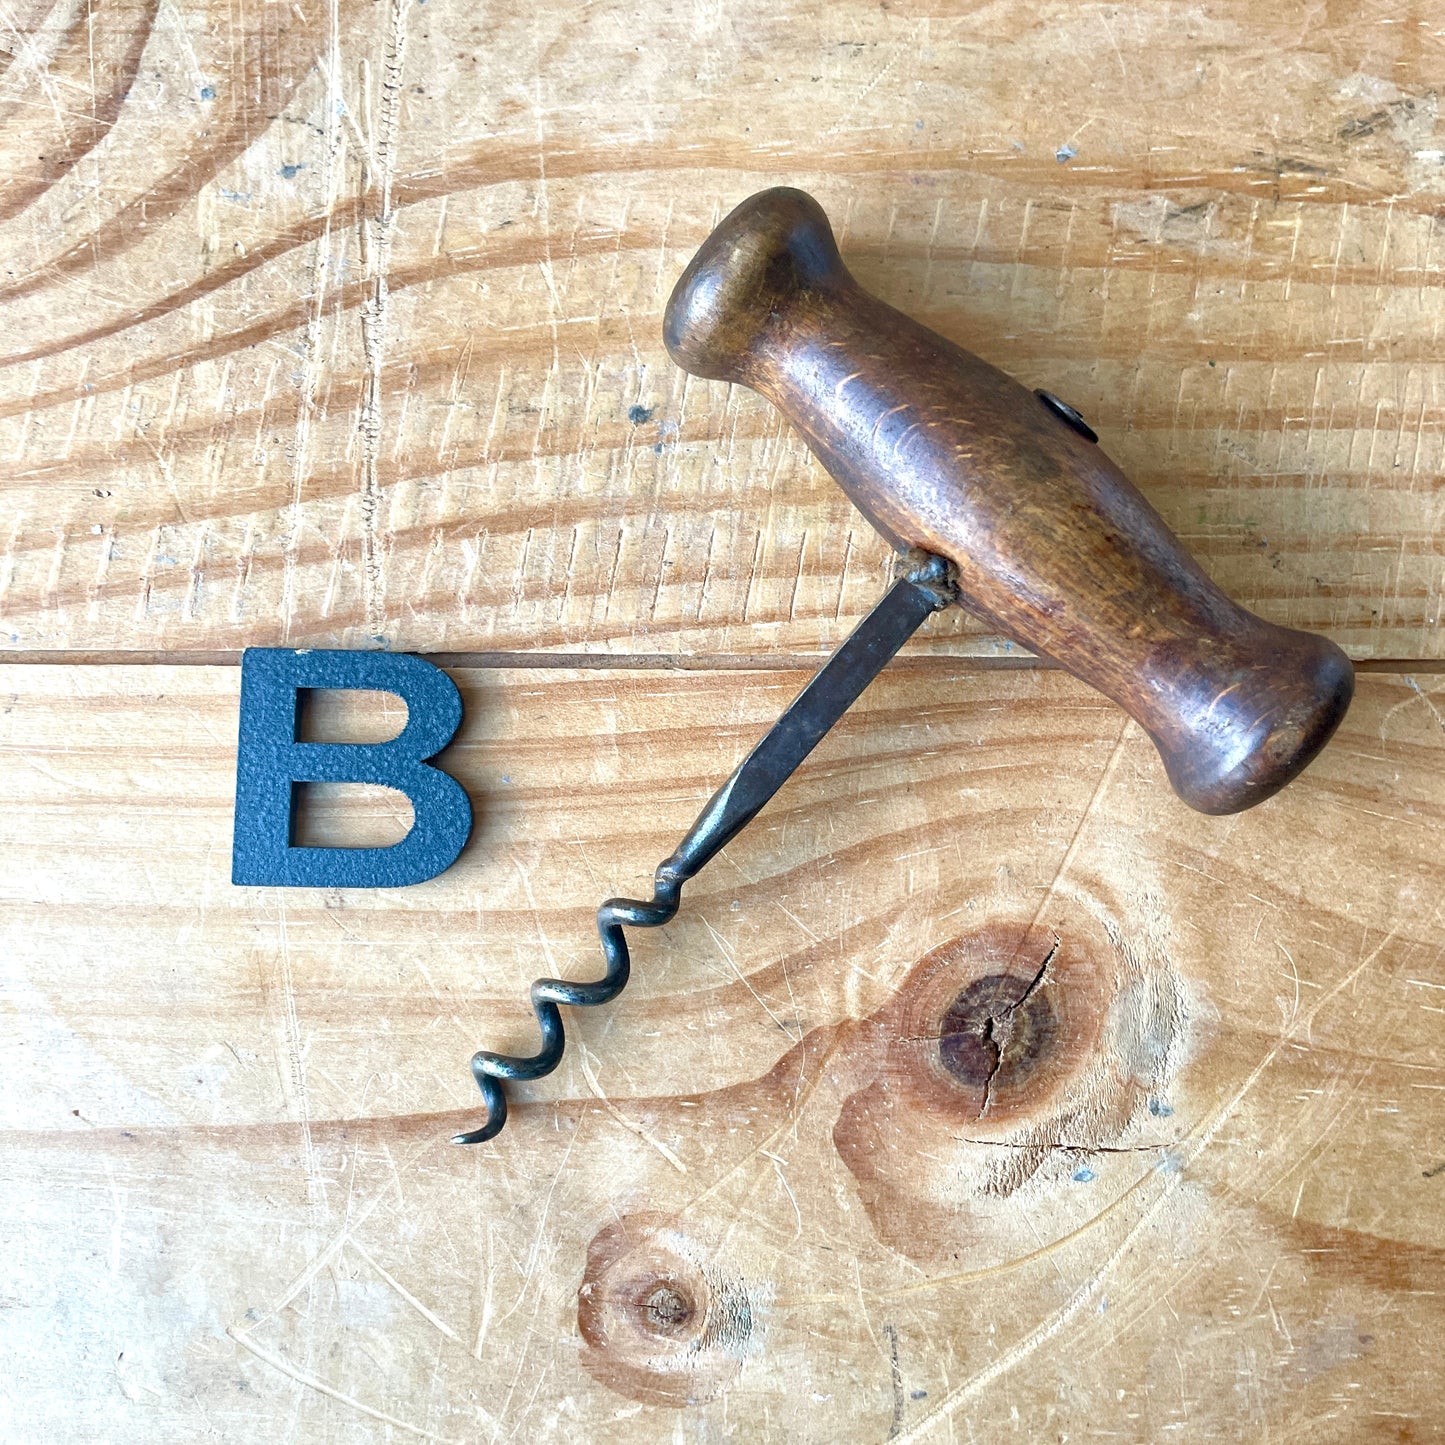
[232,649,472,888]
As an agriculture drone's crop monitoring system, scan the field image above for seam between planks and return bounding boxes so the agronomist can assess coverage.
[0,651,1441,673]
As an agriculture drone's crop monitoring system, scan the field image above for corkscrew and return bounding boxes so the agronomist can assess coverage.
[454,187,1353,1145]
[452,551,956,1144]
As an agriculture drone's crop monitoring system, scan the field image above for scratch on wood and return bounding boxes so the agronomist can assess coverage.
[577,1043,687,1173]
[884,1322,906,1437]
[347,1236,460,1340]
[357,0,410,641]
[228,1326,463,1441]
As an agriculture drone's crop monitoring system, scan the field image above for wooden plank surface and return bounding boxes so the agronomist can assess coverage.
[2,0,1444,658]
[6,0,1445,1440]
[4,664,1445,1440]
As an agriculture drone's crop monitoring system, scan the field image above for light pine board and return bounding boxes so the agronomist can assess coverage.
[1,0,1444,657]
[3,664,1444,1440]
[5,1,1445,1439]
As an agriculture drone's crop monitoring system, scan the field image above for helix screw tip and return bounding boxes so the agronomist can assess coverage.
[454,1072,508,1145]
[452,1111,503,1145]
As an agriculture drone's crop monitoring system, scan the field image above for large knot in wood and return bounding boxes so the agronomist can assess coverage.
[937,951,1060,1112]
[831,904,1193,1266]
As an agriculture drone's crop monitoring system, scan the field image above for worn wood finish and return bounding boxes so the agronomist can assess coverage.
[1,0,1444,659]
[666,187,1356,812]
[3,664,1445,1440]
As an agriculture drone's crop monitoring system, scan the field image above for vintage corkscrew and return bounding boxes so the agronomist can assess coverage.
[453,188,1354,1146]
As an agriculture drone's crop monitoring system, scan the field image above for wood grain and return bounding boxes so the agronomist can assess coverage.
[3,663,1444,1439]
[5,2,1444,1439]
[1,0,1444,658]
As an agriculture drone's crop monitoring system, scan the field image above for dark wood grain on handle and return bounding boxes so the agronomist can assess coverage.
[663,188,1354,815]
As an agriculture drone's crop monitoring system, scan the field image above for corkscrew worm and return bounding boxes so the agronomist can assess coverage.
[453,552,956,1145]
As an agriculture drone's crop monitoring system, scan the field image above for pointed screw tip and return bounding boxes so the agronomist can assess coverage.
[452,1129,496,1146]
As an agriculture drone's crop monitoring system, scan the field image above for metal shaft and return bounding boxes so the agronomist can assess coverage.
[661,552,955,885]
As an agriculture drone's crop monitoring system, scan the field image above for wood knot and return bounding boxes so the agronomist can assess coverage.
[640,1281,694,1335]
[830,905,1192,1264]
[851,926,1079,1128]
[577,1213,757,1407]
[937,954,1059,1112]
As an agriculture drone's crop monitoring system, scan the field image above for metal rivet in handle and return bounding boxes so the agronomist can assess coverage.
[1035,389,1098,444]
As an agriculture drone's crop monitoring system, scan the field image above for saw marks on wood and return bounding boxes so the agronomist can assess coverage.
[3,665,1444,1439]
[4,0,1445,1438]
[1,0,1444,656]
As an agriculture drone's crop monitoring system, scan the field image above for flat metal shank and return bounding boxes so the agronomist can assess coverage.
[662,556,952,884]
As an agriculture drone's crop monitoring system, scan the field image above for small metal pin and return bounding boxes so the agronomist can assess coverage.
[1035,389,1098,444]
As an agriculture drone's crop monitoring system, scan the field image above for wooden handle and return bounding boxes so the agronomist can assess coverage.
[664,188,1353,815]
